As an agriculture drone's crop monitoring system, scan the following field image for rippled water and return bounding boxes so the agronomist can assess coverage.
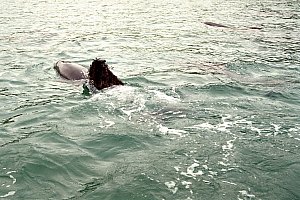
[0,0,299,199]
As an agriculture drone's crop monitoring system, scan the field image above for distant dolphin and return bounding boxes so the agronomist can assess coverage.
[204,22,230,28]
[203,21,262,30]
[54,61,88,80]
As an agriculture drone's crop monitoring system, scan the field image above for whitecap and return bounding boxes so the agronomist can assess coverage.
[222,139,235,151]
[202,164,208,170]
[174,166,181,172]
[182,181,192,189]
[180,163,204,178]
[185,122,215,130]
[6,171,17,175]
[104,120,115,127]
[238,190,256,199]
[158,124,187,137]
[164,181,178,194]
[271,123,281,132]
[222,180,237,185]
[149,90,180,103]
[0,191,16,198]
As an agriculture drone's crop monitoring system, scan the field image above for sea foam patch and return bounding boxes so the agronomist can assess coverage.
[149,90,180,103]
[158,124,187,137]
[180,163,204,178]
[0,169,17,198]
[164,181,178,194]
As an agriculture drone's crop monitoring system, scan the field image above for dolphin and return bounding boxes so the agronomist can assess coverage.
[204,22,230,28]
[54,59,124,91]
[204,22,262,30]
[54,61,88,80]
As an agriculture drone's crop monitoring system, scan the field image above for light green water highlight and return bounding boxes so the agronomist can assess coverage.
[0,0,299,199]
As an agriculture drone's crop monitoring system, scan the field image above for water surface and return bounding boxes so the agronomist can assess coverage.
[0,0,299,199]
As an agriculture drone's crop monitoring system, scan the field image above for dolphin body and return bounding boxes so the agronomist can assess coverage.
[54,61,88,80]
[54,59,124,93]
[204,21,263,30]
[204,22,230,28]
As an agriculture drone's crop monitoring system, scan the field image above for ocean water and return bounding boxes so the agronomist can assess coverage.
[0,0,299,199]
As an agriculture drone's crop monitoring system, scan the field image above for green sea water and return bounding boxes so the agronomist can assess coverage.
[0,0,299,199]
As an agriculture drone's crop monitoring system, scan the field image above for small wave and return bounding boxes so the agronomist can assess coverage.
[201,83,248,97]
[264,90,289,100]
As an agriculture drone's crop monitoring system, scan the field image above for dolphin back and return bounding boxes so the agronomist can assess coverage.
[54,61,88,80]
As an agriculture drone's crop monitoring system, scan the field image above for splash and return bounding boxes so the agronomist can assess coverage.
[149,90,180,103]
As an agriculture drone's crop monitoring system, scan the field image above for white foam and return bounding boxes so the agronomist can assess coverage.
[9,175,16,185]
[164,181,178,194]
[0,191,16,198]
[149,90,180,103]
[271,123,281,132]
[6,171,16,175]
[182,181,192,189]
[185,115,268,137]
[218,115,233,132]
[208,171,218,176]
[184,118,233,132]
[250,126,262,135]
[218,161,230,166]
[165,181,176,188]
[180,163,204,178]
[235,119,252,125]
[238,190,256,199]
[222,139,235,151]
[202,164,208,170]
[174,166,181,172]
[222,180,237,185]
[92,85,135,98]
[158,124,187,137]
[289,128,298,132]
[104,120,115,127]
[185,122,215,130]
